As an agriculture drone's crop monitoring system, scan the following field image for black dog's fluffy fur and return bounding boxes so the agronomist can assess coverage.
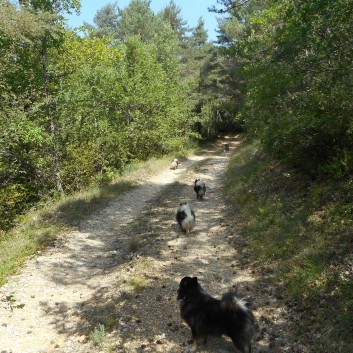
[194,179,206,200]
[177,277,255,352]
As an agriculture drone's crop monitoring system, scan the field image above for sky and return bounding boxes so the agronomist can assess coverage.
[65,0,224,42]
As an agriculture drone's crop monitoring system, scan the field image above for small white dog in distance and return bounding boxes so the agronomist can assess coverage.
[170,158,180,170]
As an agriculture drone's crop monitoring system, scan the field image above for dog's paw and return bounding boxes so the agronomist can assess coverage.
[190,343,198,352]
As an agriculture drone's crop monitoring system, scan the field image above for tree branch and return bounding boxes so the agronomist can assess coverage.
[208,0,251,14]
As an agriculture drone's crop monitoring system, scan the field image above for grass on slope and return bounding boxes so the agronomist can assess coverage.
[223,139,353,352]
[0,157,177,286]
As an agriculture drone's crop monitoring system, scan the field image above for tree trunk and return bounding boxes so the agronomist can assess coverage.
[41,36,65,196]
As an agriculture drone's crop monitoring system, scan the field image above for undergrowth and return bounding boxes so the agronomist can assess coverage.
[90,323,110,349]
[223,139,353,352]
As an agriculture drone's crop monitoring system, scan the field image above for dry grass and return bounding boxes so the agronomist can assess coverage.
[223,139,353,352]
[0,156,180,286]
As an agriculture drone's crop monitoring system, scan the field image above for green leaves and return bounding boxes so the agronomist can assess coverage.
[220,0,353,176]
[0,0,212,231]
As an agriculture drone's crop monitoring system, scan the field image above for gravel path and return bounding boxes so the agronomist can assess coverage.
[0,137,300,353]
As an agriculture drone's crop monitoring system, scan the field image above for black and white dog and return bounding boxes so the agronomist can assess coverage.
[194,179,206,200]
[223,143,230,152]
[176,203,195,234]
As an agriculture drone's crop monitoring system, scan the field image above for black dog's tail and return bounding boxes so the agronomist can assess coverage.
[221,291,256,353]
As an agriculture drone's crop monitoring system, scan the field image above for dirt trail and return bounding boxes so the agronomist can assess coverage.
[0,137,299,353]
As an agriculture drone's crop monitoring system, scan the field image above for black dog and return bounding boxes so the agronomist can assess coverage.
[177,277,255,352]
[194,179,206,200]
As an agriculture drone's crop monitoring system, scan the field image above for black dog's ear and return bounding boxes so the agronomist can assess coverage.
[191,277,198,284]
[181,276,191,286]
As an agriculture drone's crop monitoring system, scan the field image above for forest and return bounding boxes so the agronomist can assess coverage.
[0,0,352,351]
[1,0,351,231]
[0,0,222,230]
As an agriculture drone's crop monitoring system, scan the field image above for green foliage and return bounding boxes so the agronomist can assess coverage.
[90,0,163,43]
[56,33,190,188]
[219,0,353,176]
[0,117,35,230]
[127,276,147,292]
[18,0,80,15]
[90,323,108,348]
[0,0,218,234]
[0,1,69,228]
[0,0,193,230]
[92,1,120,38]
[117,0,161,42]
[88,0,226,143]
[224,139,353,351]
[158,0,190,41]
[129,237,140,253]
[191,17,208,48]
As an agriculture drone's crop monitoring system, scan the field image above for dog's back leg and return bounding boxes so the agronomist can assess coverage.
[230,335,251,353]
[187,326,196,344]
[192,334,207,350]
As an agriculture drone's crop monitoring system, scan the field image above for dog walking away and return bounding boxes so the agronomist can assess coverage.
[177,277,255,352]
[194,179,206,200]
[176,203,196,234]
